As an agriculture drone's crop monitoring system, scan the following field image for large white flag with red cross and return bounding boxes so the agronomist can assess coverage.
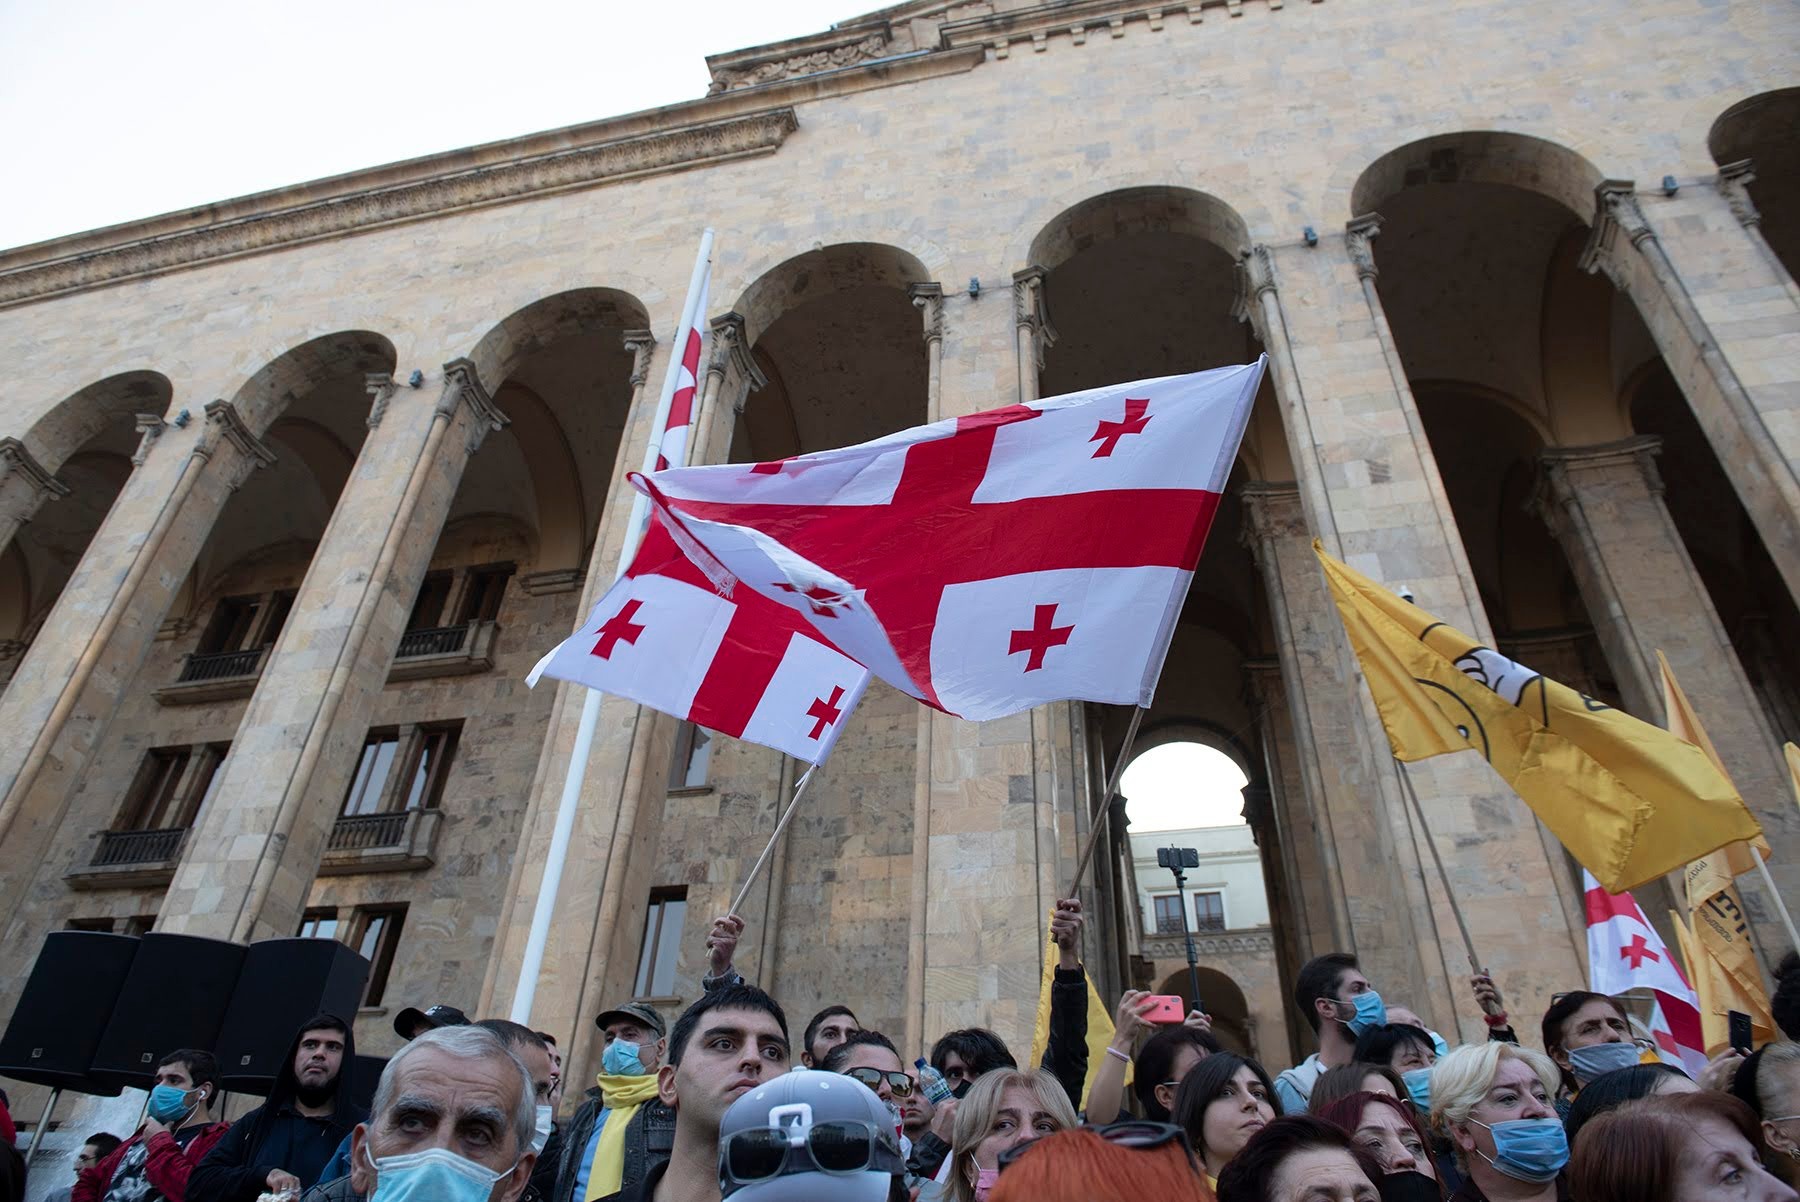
[632,359,1264,721]
[1583,871,1709,1077]
[527,522,870,764]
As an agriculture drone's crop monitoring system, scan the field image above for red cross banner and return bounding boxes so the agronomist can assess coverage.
[527,522,871,764]
[655,267,708,472]
[633,359,1264,721]
[1583,870,1708,1077]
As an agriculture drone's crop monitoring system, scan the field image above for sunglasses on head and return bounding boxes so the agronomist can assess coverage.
[996,1120,1193,1171]
[843,1067,914,1097]
[722,1119,899,1185]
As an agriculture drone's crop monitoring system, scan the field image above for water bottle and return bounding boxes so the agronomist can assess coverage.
[915,1057,953,1104]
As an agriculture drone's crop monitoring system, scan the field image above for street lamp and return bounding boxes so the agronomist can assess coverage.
[1156,845,1206,1015]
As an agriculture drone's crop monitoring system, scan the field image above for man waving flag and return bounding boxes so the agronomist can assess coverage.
[633,358,1265,721]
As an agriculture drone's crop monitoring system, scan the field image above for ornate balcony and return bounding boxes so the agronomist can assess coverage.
[66,826,188,889]
[389,620,498,681]
[319,808,442,875]
[154,645,270,705]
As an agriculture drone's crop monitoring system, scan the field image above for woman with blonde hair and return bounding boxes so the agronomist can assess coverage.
[1428,1043,1566,1202]
[948,1067,1078,1202]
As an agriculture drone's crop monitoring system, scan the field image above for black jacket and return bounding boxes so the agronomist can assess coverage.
[189,1018,368,1202]
[552,1088,675,1202]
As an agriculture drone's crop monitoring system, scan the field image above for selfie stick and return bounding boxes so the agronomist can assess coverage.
[731,763,821,917]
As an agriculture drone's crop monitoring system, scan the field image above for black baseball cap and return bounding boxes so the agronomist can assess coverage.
[394,1004,471,1038]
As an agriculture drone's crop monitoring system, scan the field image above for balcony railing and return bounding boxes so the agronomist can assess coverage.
[92,827,187,867]
[1156,915,1229,936]
[396,625,470,659]
[1155,916,1185,936]
[389,619,498,682]
[157,645,269,705]
[320,807,442,875]
[328,810,412,852]
[179,647,264,682]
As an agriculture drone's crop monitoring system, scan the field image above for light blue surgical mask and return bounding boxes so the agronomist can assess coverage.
[147,1084,197,1125]
[364,1143,518,1202]
[1401,1067,1432,1111]
[1567,1040,1640,1084]
[1471,1116,1568,1183]
[601,1039,645,1076]
[1428,1029,1449,1057]
[531,1104,554,1154]
[1341,989,1388,1037]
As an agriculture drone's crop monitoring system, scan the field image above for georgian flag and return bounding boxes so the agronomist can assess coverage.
[656,269,708,471]
[633,359,1264,721]
[527,523,870,764]
[1584,871,1709,1077]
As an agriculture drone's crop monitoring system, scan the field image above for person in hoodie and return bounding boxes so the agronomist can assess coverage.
[74,1049,233,1202]
[188,1014,367,1201]
[1275,953,1387,1114]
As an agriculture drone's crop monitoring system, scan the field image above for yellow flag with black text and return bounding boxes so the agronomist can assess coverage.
[1314,543,1763,892]
[1028,926,1120,1108]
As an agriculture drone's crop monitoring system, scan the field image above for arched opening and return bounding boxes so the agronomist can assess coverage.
[1710,89,1800,283]
[1156,967,1254,1058]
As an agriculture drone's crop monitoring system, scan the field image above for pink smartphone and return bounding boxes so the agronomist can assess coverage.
[1142,994,1186,1023]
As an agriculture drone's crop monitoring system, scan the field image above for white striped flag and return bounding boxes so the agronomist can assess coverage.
[655,269,708,471]
[1583,870,1708,1077]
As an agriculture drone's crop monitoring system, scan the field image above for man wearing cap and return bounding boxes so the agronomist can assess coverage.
[717,1069,905,1202]
[556,915,747,1202]
[392,1003,472,1040]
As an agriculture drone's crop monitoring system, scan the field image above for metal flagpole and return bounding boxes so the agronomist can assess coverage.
[1392,758,1483,974]
[510,229,715,1024]
[729,764,821,917]
[1064,704,1146,898]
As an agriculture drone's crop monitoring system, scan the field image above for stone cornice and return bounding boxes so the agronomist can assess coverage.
[707,21,900,94]
[1142,927,1275,959]
[942,0,1317,55]
[0,437,70,500]
[0,110,800,310]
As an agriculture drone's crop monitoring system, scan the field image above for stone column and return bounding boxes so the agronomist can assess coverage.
[0,437,70,557]
[1580,181,1800,605]
[0,402,274,942]
[1012,267,1054,403]
[686,313,766,467]
[1240,654,1326,959]
[1535,435,1799,935]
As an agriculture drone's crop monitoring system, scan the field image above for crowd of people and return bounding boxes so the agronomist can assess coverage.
[11,899,1800,1202]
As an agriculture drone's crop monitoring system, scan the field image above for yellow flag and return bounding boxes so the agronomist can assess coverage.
[1787,742,1800,813]
[1658,651,1772,881]
[1313,543,1763,892]
[1028,927,1120,1108]
[1671,905,1777,1056]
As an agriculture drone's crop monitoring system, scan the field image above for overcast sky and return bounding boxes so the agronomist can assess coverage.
[1122,742,1249,832]
[0,0,854,251]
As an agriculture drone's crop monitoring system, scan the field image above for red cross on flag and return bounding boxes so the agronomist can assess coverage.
[1583,870,1709,1078]
[655,268,709,472]
[527,522,870,764]
[633,359,1264,721]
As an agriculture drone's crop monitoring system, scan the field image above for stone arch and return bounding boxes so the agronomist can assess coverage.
[1708,88,1800,282]
[733,242,932,345]
[21,370,171,473]
[1127,720,1257,788]
[1004,169,1272,270]
[1349,130,1606,223]
[225,330,397,437]
[1025,185,1254,273]
[491,382,585,572]
[466,288,650,395]
[1156,966,1254,1056]
[1708,87,1800,167]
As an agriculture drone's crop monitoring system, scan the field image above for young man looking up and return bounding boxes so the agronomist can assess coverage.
[798,1006,860,1069]
[1274,953,1386,1113]
[597,984,790,1202]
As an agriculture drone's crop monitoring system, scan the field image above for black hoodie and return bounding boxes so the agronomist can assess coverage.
[189,1013,368,1202]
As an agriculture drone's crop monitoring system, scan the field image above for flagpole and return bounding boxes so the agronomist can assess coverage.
[1393,758,1484,975]
[510,229,715,1024]
[1751,855,1800,952]
[1064,704,1146,899]
[730,764,820,916]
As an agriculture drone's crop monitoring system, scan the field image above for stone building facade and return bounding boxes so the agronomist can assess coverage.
[1,0,1797,1129]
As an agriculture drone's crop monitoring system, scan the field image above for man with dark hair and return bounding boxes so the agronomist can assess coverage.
[189,1014,366,1201]
[1274,952,1384,1113]
[929,1028,1018,1094]
[596,984,790,1202]
[50,1135,123,1202]
[821,1030,909,1108]
[477,1020,559,1200]
[799,1005,860,1068]
[75,1049,232,1201]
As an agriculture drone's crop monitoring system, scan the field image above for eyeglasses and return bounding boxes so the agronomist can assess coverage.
[843,1067,914,1097]
[722,1120,899,1184]
[997,1120,1192,1171]
[75,1153,99,1166]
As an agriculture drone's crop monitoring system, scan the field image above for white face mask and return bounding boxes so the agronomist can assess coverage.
[532,1104,554,1154]
[363,1143,518,1202]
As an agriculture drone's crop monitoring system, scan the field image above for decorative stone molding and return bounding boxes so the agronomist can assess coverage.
[365,372,398,429]
[131,413,168,466]
[1532,434,1666,534]
[708,25,895,94]
[1717,160,1762,229]
[706,312,767,411]
[1578,180,1653,288]
[439,359,510,455]
[942,0,1314,56]
[1012,267,1057,372]
[0,110,800,309]
[910,282,945,346]
[622,329,657,389]
[1142,927,1276,959]
[1238,482,1308,547]
[518,568,584,596]
[1345,213,1383,280]
[1233,245,1278,340]
[199,400,278,484]
[0,437,70,505]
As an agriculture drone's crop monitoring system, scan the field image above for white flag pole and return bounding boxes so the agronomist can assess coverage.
[510,229,715,1023]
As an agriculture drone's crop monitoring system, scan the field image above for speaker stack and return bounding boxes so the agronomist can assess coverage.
[0,931,139,1095]
[88,933,247,1092]
[215,937,369,1095]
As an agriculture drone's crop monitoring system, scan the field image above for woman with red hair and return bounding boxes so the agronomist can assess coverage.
[987,1124,1214,1202]
[1317,1091,1444,1201]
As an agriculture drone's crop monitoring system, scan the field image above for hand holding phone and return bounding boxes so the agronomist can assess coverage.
[1729,1009,1754,1053]
[1141,994,1186,1024]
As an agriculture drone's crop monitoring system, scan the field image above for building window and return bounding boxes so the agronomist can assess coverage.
[66,916,116,933]
[1152,894,1184,935]
[342,733,401,816]
[453,565,513,625]
[197,595,263,654]
[668,723,712,790]
[118,748,190,830]
[633,888,688,998]
[260,589,297,647]
[123,915,156,936]
[341,724,461,817]
[350,905,407,1006]
[407,572,454,631]
[1194,891,1226,933]
[297,907,340,941]
[399,726,458,811]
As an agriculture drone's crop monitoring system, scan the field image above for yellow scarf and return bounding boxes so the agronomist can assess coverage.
[582,1071,663,1200]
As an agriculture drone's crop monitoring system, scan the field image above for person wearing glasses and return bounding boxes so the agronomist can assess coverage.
[717,1067,907,1200]
[50,1136,123,1202]
[822,1033,913,1122]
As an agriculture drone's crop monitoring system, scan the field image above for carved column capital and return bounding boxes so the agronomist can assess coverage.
[1717,159,1762,229]
[1533,434,1666,531]
[1578,180,1652,286]
[439,358,510,455]
[622,329,657,388]
[1237,481,1308,569]
[909,282,944,346]
[365,372,397,429]
[706,312,766,413]
[132,413,168,466]
[1233,245,1279,338]
[1012,266,1056,370]
[0,436,70,502]
[199,399,277,487]
[1345,213,1383,281]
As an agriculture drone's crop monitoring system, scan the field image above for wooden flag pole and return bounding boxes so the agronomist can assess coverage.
[1064,705,1147,898]
[1751,854,1800,953]
[731,764,820,916]
[1393,758,1484,975]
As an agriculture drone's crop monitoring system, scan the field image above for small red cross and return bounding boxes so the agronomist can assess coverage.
[592,599,647,659]
[1090,397,1152,458]
[1620,933,1660,969]
[807,686,846,739]
[750,461,785,475]
[1008,603,1075,672]
[773,582,843,617]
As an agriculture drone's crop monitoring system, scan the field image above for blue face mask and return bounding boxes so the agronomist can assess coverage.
[1567,1040,1640,1084]
[147,1084,197,1125]
[1471,1116,1569,1183]
[1401,1067,1432,1111]
[1429,1030,1450,1057]
[601,1039,645,1077]
[365,1144,517,1202]
[1340,989,1388,1037]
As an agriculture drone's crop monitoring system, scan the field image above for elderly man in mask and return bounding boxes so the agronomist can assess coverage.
[347,1024,538,1202]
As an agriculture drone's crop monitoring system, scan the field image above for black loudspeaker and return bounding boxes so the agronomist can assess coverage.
[215,938,369,1095]
[89,933,247,1091]
[343,1053,389,1114]
[0,931,139,1094]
